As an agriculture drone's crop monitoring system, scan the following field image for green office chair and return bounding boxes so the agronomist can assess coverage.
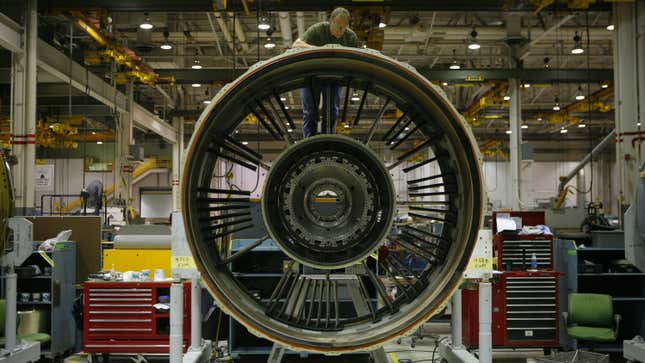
[563,293,620,343]
[0,300,51,345]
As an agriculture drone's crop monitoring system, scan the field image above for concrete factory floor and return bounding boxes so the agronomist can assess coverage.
[84,321,629,363]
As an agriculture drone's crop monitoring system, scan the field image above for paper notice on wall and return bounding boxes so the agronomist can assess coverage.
[34,164,54,191]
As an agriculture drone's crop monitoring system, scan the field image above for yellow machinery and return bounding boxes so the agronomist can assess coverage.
[102,225,172,277]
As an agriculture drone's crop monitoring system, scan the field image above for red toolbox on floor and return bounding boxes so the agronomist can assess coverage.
[83,281,191,354]
[462,271,561,348]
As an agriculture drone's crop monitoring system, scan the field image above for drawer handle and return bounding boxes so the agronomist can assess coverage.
[89,328,152,332]
[89,319,152,323]
[89,311,152,314]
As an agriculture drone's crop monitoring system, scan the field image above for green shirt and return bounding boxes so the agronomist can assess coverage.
[301,22,358,47]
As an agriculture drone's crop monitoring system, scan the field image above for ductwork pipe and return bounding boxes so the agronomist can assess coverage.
[296,12,305,39]
[279,12,293,47]
[229,12,249,54]
[557,129,616,197]
[212,12,235,51]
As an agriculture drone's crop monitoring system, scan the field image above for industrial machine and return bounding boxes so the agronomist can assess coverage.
[181,46,484,354]
[0,150,41,362]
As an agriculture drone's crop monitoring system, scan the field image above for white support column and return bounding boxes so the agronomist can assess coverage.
[10,52,26,212]
[123,81,134,205]
[508,78,522,210]
[637,1,645,168]
[614,3,641,207]
[18,0,37,214]
[172,117,183,212]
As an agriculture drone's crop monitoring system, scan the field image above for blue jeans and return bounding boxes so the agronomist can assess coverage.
[301,83,343,138]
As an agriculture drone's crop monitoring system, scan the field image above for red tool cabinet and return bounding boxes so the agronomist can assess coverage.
[462,271,561,348]
[493,234,554,271]
[83,281,191,354]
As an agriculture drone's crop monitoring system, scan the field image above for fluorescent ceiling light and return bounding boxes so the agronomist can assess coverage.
[468,42,480,50]
[264,38,276,49]
[258,17,271,31]
[139,14,153,30]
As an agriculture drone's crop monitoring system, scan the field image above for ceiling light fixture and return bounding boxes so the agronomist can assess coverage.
[553,97,561,111]
[242,141,249,145]
[575,85,585,101]
[139,13,153,30]
[160,30,172,50]
[96,141,103,145]
[287,128,293,133]
[280,96,287,101]
[523,83,531,88]
[284,106,289,110]
[578,123,586,128]
[467,28,480,50]
[521,124,528,129]
[378,21,387,29]
[203,100,211,104]
[537,117,543,121]
[442,82,448,86]
[571,31,584,54]
[560,128,568,134]
[601,82,609,89]
[638,122,642,127]
[505,130,512,134]
[264,37,276,49]
[543,57,550,69]
[258,17,271,31]
[606,24,614,31]
[503,95,511,101]
[192,57,202,69]
[351,93,360,102]
[192,83,201,88]
[343,124,350,128]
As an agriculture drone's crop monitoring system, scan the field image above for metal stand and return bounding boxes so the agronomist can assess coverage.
[0,218,41,362]
[268,273,388,363]
[169,281,184,363]
[438,282,493,363]
[169,212,213,363]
